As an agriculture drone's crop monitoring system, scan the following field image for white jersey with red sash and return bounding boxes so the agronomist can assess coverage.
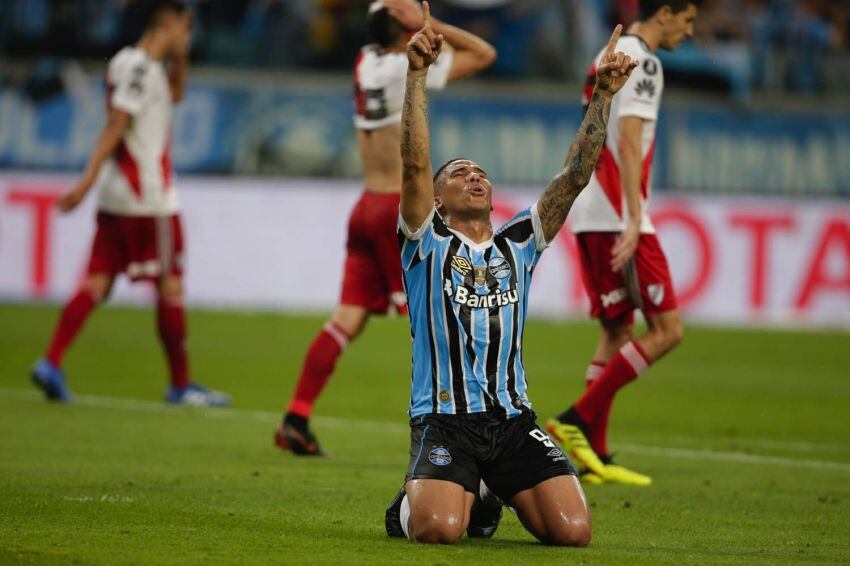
[570,35,663,235]
[95,46,178,217]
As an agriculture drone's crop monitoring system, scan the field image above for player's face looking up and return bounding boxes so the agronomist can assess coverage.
[658,3,698,50]
[434,159,493,220]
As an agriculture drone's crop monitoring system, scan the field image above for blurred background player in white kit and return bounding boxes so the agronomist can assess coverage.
[547,0,699,486]
[30,0,230,407]
[275,0,496,456]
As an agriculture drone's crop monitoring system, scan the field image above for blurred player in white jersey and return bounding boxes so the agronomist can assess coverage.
[275,0,495,455]
[30,0,229,407]
[547,0,699,485]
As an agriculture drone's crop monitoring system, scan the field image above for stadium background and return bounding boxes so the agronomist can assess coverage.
[1,0,848,563]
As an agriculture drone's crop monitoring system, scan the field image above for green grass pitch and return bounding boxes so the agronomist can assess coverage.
[0,303,848,564]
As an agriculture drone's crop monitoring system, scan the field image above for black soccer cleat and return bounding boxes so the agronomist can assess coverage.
[467,483,503,538]
[385,486,407,538]
[274,414,327,457]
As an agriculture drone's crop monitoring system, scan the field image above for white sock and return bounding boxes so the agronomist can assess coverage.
[399,494,411,539]
[479,480,502,507]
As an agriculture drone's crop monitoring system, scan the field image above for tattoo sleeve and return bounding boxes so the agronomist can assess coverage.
[400,70,435,226]
[537,90,612,242]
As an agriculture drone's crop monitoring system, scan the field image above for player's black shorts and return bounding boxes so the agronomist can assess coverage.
[405,410,577,502]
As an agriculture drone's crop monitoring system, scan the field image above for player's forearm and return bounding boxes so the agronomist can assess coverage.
[618,140,643,225]
[431,19,496,67]
[401,69,430,174]
[400,69,434,223]
[537,89,612,241]
[168,53,189,103]
[82,114,129,184]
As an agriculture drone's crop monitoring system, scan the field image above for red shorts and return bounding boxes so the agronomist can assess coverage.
[576,232,677,322]
[340,191,407,314]
[88,212,184,281]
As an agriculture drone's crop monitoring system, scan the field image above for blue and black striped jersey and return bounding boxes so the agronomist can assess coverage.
[398,205,549,419]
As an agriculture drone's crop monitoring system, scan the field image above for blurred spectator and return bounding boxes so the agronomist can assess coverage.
[2,0,849,98]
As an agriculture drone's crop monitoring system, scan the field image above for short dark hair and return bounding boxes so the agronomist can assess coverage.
[433,157,468,184]
[637,0,699,21]
[367,7,405,48]
[144,0,188,30]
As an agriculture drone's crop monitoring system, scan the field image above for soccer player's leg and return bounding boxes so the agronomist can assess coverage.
[596,235,682,484]
[276,304,367,456]
[153,215,229,408]
[386,417,478,543]
[371,193,408,315]
[33,213,121,402]
[548,232,629,477]
[400,479,474,543]
[157,274,230,407]
[33,273,114,403]
[561,234,680,485]
[632,233,683,360]
[550,316,632,483]
[277,205,387,455]
[512,476,591,546]
[486,415,590,546]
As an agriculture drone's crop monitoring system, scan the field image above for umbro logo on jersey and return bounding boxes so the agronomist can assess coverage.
[451,255,472,276]
[635,78,656,98]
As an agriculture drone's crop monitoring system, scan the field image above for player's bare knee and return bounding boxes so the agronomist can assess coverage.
[658,320,683,352]
[545,521,592,547]
[157,276,183,301]
[331,309,367,340]
[410,514,465,544]
[84,275,113,303]
[667,322,684,349]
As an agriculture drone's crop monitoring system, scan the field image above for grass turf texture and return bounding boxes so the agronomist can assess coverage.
[0,303,848,564]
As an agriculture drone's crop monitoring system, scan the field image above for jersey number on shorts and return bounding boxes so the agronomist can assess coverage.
[529,429,556,448]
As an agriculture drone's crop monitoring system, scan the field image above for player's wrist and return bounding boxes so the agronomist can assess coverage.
[593,86,615,100]
[407,67,429,78]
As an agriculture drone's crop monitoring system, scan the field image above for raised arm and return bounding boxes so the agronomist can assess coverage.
[430,19,495,81]
[537,25,638,242]
[400,1,443,231]
[385,0,496,81]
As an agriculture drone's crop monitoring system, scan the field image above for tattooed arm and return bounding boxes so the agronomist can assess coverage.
[400,1,443,231]
[537,25,639,242]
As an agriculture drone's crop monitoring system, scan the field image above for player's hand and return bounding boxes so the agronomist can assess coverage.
[595,25,639,96]
[385,0,424,30]
[57,178,91,213]
[611,222,640,272]
[406,1,443,72]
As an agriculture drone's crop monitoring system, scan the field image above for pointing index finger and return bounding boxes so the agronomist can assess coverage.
[422,1,431,27]
[605,24,623,58]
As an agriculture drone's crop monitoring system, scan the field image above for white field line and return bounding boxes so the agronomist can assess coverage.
[2,388,850,473]
[616,444,850,473]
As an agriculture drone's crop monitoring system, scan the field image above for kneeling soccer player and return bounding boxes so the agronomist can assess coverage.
[384,4,637,545]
